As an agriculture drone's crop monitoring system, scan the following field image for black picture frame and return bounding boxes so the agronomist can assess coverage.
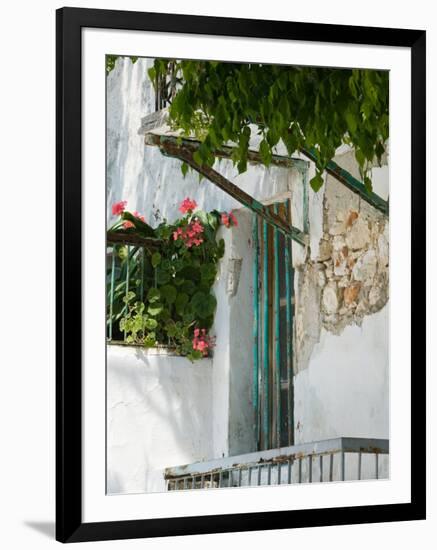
[56,7,426,543]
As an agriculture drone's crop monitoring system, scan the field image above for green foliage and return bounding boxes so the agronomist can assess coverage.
[106,55,139,75]
[107,206,225,361]
[150,60,389,191]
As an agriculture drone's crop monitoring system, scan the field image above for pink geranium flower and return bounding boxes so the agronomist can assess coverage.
[221,210,238,228]
[172,219,204,247]
[112,200,127,216]
[192,328,216,357]
[133,211,145,223]
[122,220,135,229]
[229,211,238,226]
[179,197,197,214]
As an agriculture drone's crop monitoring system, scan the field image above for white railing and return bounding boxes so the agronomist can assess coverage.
[165,437,389,490]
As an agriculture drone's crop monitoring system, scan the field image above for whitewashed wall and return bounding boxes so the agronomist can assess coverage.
[294,306,389,444]
[107,346,213,494]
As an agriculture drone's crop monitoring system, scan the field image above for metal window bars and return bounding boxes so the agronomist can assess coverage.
[106,233,162,343]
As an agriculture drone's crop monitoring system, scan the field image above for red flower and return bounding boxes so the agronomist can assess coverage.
[192,328,216,357]
[229,211,238,227]
[122,220,135,229]
[112,200,127,216]
[221,213,230,227]
[221,211,238,228]
[179,197,197,214]
[172,220,204,247]
[133,211,145,222]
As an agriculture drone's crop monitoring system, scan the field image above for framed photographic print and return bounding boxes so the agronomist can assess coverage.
[56,7,426,543]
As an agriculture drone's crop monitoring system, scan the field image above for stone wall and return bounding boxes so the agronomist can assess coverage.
[295,150,389,373]
[293,149,389,445]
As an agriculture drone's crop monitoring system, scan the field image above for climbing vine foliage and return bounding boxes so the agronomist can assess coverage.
[149,60,389,192]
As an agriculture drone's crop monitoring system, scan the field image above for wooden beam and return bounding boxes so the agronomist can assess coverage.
[106,231,162,248]
[139,111,307,171]
[145,134,308,246]
[140,110,389,217]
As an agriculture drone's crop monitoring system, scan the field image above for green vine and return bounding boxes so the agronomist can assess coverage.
[149,60,389,192]
[106,54,138,74]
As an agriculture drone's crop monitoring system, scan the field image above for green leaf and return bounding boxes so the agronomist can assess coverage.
[156,268,170,285]
[160,284,177,304]
[180,280,196,295]
[181,162,189,177]
[259,139,272,166]
[165,321,178,337]
[345,109,358,134]
[310,172,324,192]
[151,252,161,268]
[355,148,366,169]
[191,292,217,319]
[122,291,136,304]
[200,263,217,283]
[144,318,158,330]
[148,303,163,316]
[175,292,189,315]
[173,259,184,272]
[364,176,373,193]
[147,288,161,303]
[117,246,128,260]
[207,211,220,231]
[193,150,202,166]
[193,210,208,225]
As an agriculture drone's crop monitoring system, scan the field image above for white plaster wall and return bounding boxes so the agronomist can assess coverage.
[294,305,389,444]
[227,209,257,455]
[209,209,257,458]
[107,346,213,494]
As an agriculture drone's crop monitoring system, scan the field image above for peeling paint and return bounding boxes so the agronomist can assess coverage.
[295,150,389,371]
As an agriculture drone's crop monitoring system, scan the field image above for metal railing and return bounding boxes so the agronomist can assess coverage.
[165,437,389,490]
[106,232,162,343]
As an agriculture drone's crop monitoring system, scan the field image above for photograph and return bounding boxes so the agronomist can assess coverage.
[0,1,431,547]
[105,55,390,495]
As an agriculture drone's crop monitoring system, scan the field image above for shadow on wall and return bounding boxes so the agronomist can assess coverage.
[106,347,213,494]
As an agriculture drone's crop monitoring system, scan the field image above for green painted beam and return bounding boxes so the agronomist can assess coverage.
[273,204,281,449]
[146,134,308,247]
[252,215,260,448]
[262,220,270,450]
[301,147,389,216]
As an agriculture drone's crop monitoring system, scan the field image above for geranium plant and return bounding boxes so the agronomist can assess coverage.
[107,198,237,361]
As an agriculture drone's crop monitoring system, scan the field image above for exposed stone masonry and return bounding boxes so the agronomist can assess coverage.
[295,167,389,372]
